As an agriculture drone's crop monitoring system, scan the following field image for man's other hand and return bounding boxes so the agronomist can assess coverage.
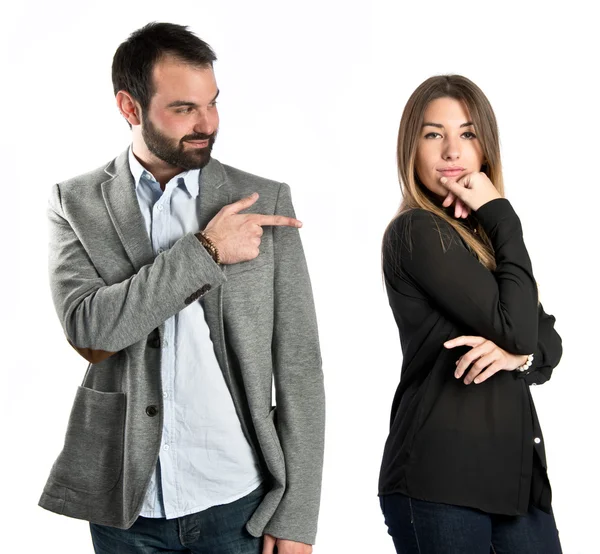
[263,534,312,554]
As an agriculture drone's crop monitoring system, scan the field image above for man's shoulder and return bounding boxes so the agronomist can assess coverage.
[57,165,107,191]
[55,153,124,196]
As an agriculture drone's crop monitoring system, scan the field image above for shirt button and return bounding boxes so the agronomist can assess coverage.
[163,391,168,399]
[163,444,170,451]
[534,437,541,444]
[157,248,164,254]
[157,204,163,211]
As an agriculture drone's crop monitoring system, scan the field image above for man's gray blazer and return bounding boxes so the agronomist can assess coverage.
[39,150,325,545]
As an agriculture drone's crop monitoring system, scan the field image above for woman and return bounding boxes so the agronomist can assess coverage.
[379,75,563,553]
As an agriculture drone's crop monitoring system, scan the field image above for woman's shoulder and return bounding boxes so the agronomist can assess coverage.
[387,208,454,241]
[384,208,464,265]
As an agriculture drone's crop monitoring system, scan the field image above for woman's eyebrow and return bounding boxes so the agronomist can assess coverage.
[421,121,474,128]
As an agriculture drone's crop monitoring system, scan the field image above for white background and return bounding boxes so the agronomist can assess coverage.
[1,1,598,552]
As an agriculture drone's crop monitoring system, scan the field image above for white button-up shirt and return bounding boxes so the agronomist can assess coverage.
[129,149,262,519]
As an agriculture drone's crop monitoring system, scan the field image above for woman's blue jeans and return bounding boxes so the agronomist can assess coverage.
[380,492,562,554]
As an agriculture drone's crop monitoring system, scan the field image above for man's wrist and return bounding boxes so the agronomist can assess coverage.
[195,231,221,264]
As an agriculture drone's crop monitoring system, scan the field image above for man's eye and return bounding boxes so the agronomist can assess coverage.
[208,101,218,108]
[176,107,193,114]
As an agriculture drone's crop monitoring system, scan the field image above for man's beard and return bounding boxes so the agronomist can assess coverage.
[142,112,217,170]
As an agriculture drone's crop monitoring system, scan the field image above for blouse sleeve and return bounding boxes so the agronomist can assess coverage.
[384,199,539,354]
[515,303,563,385]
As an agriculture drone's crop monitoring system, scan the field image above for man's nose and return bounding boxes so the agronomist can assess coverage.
[193,109,216,136]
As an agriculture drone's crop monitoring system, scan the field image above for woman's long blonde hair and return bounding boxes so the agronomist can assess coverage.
[392,75,504,270]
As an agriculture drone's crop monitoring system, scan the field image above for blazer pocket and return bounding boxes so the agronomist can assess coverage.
[51,386,126,494]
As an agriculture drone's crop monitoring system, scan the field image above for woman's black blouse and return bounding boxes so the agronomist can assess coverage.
[379,198,562,515]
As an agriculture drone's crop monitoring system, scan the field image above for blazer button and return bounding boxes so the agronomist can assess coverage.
[146,405,159,417]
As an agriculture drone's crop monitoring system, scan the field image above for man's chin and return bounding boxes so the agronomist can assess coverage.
[179,149,212,170]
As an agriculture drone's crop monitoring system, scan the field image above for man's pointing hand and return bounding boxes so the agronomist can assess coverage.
[202,192,302,265]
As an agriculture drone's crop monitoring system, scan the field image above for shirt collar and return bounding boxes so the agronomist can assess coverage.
[128,146,200,198]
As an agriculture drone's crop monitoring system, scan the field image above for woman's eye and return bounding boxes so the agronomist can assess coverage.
[462,131,477,139]
[424,132,442,139]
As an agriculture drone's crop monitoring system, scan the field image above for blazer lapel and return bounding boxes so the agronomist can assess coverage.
[101,150,155,271]
[198,158,230,229]
[198,158,231,358]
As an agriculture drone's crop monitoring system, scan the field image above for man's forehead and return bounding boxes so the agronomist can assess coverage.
[151,57,217,95]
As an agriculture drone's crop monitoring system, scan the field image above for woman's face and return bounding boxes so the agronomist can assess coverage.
[415,97,485,199]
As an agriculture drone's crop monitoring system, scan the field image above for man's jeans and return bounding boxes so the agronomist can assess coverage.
[90,485,264,554]
[380,492,562,554]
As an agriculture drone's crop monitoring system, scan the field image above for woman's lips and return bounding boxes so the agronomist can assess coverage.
[437,168,465,177]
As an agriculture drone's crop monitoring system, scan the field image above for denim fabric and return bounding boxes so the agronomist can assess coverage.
[380,492,562,554]
[90,485,264,554]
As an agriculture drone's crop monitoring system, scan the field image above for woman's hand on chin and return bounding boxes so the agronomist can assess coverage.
[441,189,470,219]
[439,171,501,212]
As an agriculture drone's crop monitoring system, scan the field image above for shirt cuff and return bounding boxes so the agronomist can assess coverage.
[474,197,518,227]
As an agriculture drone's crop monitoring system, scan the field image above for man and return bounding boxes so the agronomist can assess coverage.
[39,22,325,554]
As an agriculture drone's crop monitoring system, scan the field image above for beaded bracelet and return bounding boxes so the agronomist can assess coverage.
[197,232,221,265]
[516,353,534,372]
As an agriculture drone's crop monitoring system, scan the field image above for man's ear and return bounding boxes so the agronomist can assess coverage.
[116,90,142,126]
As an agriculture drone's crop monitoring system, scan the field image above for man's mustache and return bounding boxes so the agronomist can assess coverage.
[181,132,216,142]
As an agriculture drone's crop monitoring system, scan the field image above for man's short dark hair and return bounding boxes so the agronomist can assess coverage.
[112,22,217,111]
